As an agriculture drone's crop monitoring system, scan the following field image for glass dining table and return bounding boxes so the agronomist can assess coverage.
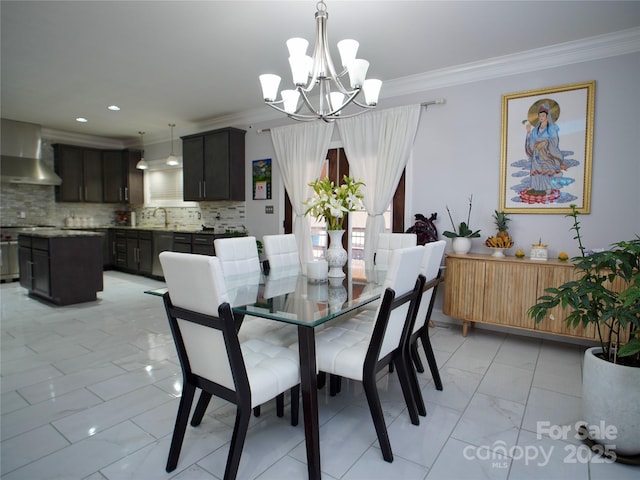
[232,267,385,480]
[148,266,386,480]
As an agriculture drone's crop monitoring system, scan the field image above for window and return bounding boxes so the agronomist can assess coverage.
[285,147,403,279]
[144,168,196,207]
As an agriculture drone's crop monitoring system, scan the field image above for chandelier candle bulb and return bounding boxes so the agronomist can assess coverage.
[348,59,369,88]
[330,92,345,111]
[289,56,312,85]
[259,74,281,101]
[363,79,382,105]
[286,37,309,57]
[282,90,300,114]
[337,39,358,67]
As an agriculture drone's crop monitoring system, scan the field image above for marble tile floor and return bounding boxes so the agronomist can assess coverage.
[1,271,637,480]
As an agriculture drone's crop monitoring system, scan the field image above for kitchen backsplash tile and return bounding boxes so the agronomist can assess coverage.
[0,183,246,231]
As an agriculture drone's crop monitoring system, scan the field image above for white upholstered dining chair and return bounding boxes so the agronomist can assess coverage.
[374,232,417,269]
[159,251,300,479]
[214,236,261,276]
[214,235,297,346]
[262,233,300,271]
[313,245,426,462]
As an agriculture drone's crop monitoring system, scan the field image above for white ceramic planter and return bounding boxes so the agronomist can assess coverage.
[452,237,472,254]
[582,347,640,456]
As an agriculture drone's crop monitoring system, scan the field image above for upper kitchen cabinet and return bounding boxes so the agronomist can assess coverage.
[181,127,246,201]
[54,144,103,202]
[103,150,144,204]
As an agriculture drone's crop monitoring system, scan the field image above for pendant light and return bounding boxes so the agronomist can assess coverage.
[135,131,148,170]
[166,123,179,166]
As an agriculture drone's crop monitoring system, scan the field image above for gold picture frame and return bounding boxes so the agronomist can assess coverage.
[499,81,595,214]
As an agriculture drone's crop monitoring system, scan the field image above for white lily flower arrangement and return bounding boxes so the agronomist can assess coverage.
[304,176,365,230]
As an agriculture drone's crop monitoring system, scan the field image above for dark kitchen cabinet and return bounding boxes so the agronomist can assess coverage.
[18,236,50,297]
[95,228,112,269]
[18,233,103,305]
[192,233,215,256]
[152,231,174,278]
[103,150,144,204]
[182,127,246,201]
[172,232,192,253]
[125,230,152,275]
[113,229,128,269]
[54,144,103,202]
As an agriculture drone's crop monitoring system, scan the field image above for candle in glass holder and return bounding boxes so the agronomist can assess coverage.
[307,260,328,282]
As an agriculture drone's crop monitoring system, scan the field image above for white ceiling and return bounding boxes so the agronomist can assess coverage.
[2,0,639,143]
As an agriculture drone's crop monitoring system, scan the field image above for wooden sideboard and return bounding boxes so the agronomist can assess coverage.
[443,253,627,341]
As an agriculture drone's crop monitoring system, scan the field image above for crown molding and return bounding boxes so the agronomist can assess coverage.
[383,27,640,98]
[41,127,126,149]
[210,27,640,130]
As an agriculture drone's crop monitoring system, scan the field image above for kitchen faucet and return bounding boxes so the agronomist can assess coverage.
[153,207,169,228]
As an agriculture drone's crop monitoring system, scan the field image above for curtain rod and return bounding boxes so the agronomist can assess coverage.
[255,99,446,133]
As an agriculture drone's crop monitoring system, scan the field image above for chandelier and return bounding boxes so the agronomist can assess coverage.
[259,0,382,122]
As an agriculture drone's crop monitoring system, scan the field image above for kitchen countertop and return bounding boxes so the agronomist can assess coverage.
[63,226,248,236]
[20,229,104,238]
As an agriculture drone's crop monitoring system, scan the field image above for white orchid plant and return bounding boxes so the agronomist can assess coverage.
[304,175,365,230]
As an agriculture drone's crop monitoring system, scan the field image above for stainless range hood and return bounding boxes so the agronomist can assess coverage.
[1,118,62,186]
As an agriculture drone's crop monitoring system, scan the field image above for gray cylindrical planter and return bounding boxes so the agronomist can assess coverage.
[582,347,640,456]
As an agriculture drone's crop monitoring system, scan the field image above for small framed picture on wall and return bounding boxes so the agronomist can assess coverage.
[252,158,272,200]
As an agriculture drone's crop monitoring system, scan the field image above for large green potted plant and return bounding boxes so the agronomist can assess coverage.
[528,205,640,458]
[442,195,481,254]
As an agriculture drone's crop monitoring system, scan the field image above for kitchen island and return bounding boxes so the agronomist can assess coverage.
[18,229,103,305]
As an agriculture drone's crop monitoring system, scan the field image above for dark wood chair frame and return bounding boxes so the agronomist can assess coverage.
[410,270,445,392]
[324,274,426,463]
[162,293,299,480]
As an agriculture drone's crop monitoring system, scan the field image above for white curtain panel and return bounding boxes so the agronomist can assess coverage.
[337,104,421,270]
[271,122,335,270]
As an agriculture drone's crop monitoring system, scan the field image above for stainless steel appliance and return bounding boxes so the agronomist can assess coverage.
[0,227,19,281]
[0,119,62,185]
[1,226,57,281]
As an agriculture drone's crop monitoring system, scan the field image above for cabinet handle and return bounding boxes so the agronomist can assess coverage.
[199,182,202,198]
[202,181,206,199]
[124,187,129,201]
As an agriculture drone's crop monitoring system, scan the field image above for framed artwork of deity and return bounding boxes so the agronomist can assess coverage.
[500,81,595,214]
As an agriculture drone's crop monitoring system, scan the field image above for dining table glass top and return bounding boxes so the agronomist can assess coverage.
[229,266,386,328]
[146,265,387,328]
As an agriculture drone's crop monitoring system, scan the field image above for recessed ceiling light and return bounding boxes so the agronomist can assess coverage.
[107,105,121,111]
[75,117,88,123]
